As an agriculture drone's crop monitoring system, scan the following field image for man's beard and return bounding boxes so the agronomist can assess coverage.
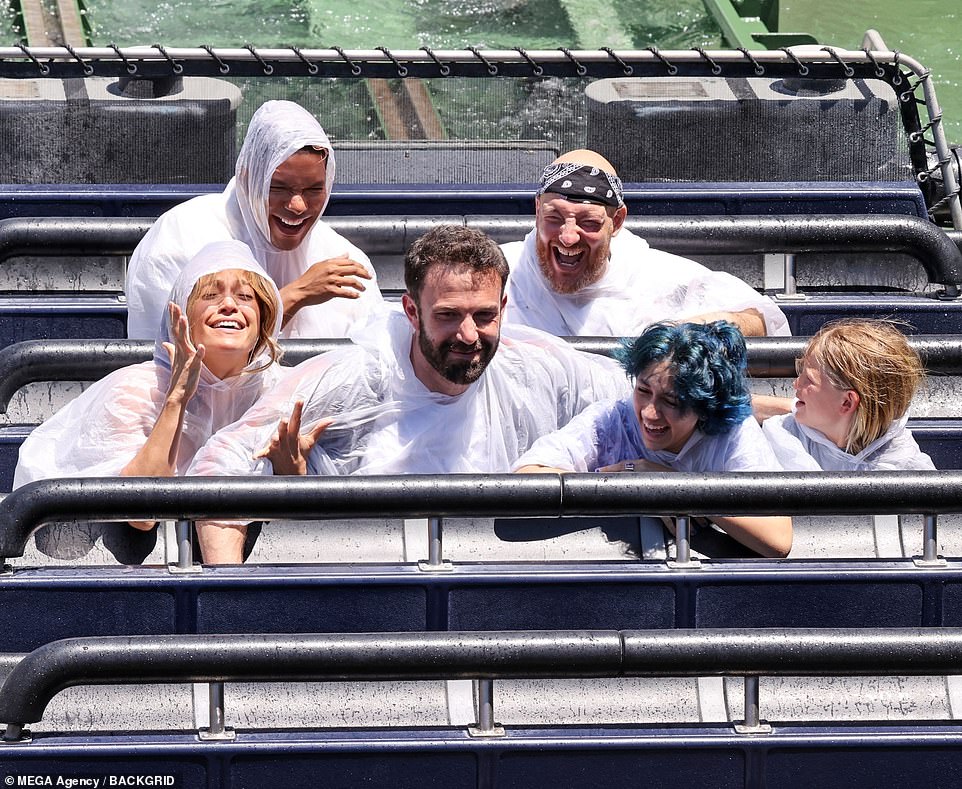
[417,327,499,386]
[536,235,611,294]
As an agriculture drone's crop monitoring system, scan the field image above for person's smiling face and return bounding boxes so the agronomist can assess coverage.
[403,265,505,396]
[266,149,328,250]
[534,194,625,294]
[186,269,261,379]
[632,360,699,454]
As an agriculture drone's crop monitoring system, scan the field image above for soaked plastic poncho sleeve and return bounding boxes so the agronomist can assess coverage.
[15,240,285,488]
[503,228,790,337]
[514,398,783,473]
[189,309,627,477]
[126,100,382,340]
[763,412,936,471]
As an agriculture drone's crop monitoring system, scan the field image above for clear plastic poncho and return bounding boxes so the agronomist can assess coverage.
[762,410,936,471]
[188,307,627,478]
[14,240,285,488]
[513,397,784,472]
[125,100,382,340]
[502,227,791,336]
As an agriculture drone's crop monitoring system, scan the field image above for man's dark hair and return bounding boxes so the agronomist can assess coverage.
[404,225,509,303]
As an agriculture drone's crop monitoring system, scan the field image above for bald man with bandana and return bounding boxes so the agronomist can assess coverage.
[501,149,790,337]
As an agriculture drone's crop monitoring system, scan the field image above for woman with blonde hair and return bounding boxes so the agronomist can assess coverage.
[763,319,934,471]
[14,239,286,532]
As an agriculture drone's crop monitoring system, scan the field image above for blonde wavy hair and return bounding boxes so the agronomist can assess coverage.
[803,319,924,454]
[187,269,282,373]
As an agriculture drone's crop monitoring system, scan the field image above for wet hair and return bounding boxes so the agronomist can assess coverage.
[615,321,752,435]
[404,225,509,304]
[187,269,282,373]
[802,319,925,454]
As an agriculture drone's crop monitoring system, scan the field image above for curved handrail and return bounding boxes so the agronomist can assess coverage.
[5,334,962,413]
[0,338,354,413]
[0,217,153,258]
[2,471,961,560]
[0,214,958,291]
[4,626,962,730]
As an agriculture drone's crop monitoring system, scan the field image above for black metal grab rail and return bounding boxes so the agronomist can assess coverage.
[0,217,153,258]
[2,214,959,291]
[0,45,919,82]
[4,627,962,734]
[2,472,961,561]
[0,338,353,413]
[4,334,962,414]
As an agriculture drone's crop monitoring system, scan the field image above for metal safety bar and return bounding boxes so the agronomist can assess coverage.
[0,472,957,565]
[5,627,962,738]
[0,45,933,80]
[3,333,962,414]
[2,214,959,294]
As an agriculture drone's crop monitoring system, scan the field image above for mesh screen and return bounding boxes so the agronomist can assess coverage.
[0,74,912,184]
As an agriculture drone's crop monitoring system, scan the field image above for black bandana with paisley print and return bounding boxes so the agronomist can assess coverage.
[537,162,624,208]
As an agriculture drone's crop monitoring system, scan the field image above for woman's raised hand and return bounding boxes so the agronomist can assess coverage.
[162,302,206,406]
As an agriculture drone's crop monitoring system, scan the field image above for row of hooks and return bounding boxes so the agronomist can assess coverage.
[8,43,905,81]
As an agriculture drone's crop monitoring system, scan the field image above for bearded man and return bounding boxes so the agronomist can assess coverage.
[501,149,790,337]
[189,225,625,563]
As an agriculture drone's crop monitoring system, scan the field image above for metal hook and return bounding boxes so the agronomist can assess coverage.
[375,46,408,77]
[737,47,765,76]
[152,43,184,75]
[778,46,809,76]
[891,50,903,85]
[559,47,587,76]
[200,44,230,75]
[109,43,138,75]
[821,46,855,77]
[862,48,887,78]
[244,45,273,75]
[64,43,94,76]
[290,46,319,75]
[601,46,633,76]
[16,43,50,75]
[468,46,498,76]
[693,46,722,76]
[514,46,544,76]
[646,46,678,75]
[421,46,450,76]
[331,45,362,76]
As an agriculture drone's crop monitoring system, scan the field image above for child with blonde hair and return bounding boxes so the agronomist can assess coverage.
[763,319,934,471]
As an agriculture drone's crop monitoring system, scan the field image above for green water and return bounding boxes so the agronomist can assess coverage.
[75,0,719,50]
[781,0,961,141]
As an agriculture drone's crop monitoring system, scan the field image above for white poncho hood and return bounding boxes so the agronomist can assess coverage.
[188,307,627,478]
[126,100,381,340]
[503,227,791,336]
[14,240,284,487]
[763,410,936,471]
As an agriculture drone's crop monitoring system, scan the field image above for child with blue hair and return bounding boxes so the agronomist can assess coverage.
[514,320,792,557]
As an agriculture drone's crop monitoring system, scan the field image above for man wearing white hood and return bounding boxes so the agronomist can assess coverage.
[126,100,382,340]
[189,225,626,564]
[501,149,790,338]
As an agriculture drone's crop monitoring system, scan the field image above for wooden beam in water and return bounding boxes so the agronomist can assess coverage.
[18,0,86,45]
